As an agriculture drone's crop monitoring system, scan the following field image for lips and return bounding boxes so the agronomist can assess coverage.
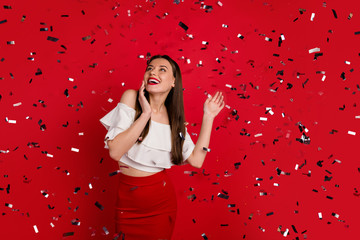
[148,78,160,85]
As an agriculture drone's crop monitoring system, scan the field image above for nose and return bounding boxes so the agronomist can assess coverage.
[150,69,156,76]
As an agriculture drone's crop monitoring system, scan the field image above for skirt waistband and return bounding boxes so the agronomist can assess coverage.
[118,170,168,186]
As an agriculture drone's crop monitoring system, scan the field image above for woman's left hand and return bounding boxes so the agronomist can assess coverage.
[203,91,225,119]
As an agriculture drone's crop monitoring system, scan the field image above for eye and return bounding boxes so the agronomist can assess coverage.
[146,67,152,71]
[160,68,166,72]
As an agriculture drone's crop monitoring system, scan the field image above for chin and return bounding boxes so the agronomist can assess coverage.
[146,87,170,95]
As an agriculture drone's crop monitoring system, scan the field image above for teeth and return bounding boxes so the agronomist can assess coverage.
[149,79,160,84]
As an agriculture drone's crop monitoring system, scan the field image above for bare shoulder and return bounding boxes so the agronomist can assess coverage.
[120,89,137,109]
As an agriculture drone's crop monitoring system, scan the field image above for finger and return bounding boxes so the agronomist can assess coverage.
[205,94,212,103]
[218,92,224,104]
[205,97,211,105]
[212,91,220,102]
[139,85,144,95]
[219,94,224,104]
[214,92,222,104]
[220,99,225,109]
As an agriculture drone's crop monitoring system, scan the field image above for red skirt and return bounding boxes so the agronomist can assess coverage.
[115,170,177,240]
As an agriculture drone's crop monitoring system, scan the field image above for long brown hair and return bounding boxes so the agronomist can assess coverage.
[134,55,186,165]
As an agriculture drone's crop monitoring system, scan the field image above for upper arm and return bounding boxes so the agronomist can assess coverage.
[106,89,137,155]
[120,89,137,109]
[183,152,195,166]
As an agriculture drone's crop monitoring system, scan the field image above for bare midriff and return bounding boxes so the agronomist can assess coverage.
[118,161,158,177]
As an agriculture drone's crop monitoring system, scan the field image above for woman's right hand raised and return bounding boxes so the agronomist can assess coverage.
[138,80,152,116]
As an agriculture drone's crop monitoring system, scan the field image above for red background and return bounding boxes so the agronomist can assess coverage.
[1,0,359,239]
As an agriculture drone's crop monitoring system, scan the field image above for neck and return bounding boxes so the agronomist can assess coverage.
[149,93,167,113]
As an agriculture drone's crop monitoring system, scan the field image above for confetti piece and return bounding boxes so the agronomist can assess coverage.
[71,219,81,226]
[41,190,49,198]
[283,228,289,237]
[33,225,39,233]
[71,147,79,152]
[348,131,356,136]
[63,232,74,237]
[109,170,121,176]
[254,133,262,137]
[95,201,104,210]
[179,132,185,140]
[237,33,244,39]
[318,212,323,219]
[340,72,346,80]
[130,186,138,191]
[103,226,109,235]
[179,21,188,31]
[82,35,91,41]
[5,203,13,208]
[74,187,80,194]
[202,147,211,152]
[265,37,272,41]
[332,9,338,18]
[47,36,59,42]
[309,47,320,53]
[260,117,267,121]
[310,13,315,21]
[201,233,208,240]
[217,193,229,199]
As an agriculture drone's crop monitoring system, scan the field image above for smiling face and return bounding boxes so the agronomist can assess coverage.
[144,58,175,95]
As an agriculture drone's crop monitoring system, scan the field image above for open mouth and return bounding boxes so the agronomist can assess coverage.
[148,78,160,85]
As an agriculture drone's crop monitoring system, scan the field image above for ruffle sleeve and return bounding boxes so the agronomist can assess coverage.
[99,103,135,149]
[182,129,195,161]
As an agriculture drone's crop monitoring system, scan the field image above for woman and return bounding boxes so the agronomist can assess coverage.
[100,55,224,239]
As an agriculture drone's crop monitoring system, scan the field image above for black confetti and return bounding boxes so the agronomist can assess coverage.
[332,9,338,19]
[178,21,188,31]
[95,201,104,210]
[47,36,59,42]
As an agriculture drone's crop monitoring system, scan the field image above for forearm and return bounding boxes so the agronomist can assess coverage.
[189,113,214,168]
[108,113,150,160]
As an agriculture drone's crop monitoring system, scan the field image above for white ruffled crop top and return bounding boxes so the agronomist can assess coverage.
[100,102,195,172]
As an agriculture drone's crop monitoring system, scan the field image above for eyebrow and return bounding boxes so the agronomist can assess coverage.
[147,64,168,69]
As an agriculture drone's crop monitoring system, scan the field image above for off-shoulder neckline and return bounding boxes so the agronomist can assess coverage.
[119,103,170,126]
[151,120,170,126]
